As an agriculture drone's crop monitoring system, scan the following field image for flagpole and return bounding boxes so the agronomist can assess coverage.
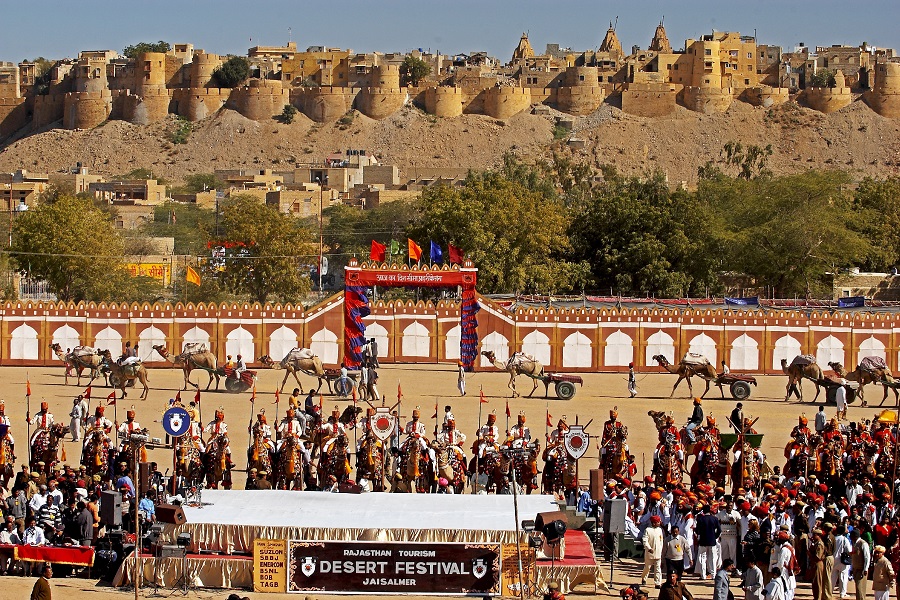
[473,386,483,494]
[506,401,510,438]
[25,379,31,465]
[247,388,256,463]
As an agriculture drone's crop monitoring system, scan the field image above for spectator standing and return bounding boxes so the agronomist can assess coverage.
[873,545,895,600]
[764,567,786,600]
[743,558,765,600]
[628,362,637,398]
[815,406,827,435]
[69,399,82,442]
[665,525,687,577]
[832,524,851,599]
[7,487,27,533]
[75,501,93,546]
[642,515,665,587]
[696,505,722,580]
[714,559,736,600]
[30,563,52,600]
[850,529,870,600]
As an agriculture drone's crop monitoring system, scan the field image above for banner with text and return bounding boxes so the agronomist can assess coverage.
[288,540,500,594]
[254,538,287,593]
[345,267,476,288]
[125,263,171,285]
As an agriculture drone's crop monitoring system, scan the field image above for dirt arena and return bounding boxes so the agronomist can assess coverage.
[0,363,873,599]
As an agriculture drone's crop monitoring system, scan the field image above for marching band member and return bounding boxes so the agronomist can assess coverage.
[277,408,304,453]
[405,408,436,464]
[508,413,531,442]
[437,418,467,464]
[249,410,275,455]
[475,412,500,458]
[29,402,54,447]
[204,408,234,468]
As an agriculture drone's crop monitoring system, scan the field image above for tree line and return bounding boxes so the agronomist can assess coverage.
[7,154,900,304]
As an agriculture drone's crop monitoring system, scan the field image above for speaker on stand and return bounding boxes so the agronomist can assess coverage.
[603,498,628,586]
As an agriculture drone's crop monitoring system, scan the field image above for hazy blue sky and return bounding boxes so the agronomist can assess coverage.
[1,0,897,62]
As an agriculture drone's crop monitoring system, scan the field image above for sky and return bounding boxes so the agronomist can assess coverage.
[1,0,897,63]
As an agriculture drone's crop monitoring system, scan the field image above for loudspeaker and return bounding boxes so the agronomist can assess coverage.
[156,504,187,525]
[138,462,151,494]
[603,498,628,534]
[590,469,603,501]
[100,490,122,527]
[535,510,569,531]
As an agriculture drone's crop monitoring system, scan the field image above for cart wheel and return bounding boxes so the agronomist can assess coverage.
[109,374,120,388]
[224,378,240,392]
[555,381,577,400]
[334,377,353,398]
[730,381,752,400]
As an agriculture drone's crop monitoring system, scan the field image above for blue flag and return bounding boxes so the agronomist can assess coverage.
[430,241,443,264]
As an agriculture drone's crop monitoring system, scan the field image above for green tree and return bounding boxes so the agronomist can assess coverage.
[216,195,315,303]
[213,56,251,88]
[279,104,298,124]
[122,41,171,59]
[29,57,55,95]
[569,171,721,297]
[141,201,217,256]
[182,173,223,194]
[10,196,130,301]
[808,69,837,88]
[399,56,431,86]
[698,170,869,297]
[851,176,900,271]
[413,162,588,294]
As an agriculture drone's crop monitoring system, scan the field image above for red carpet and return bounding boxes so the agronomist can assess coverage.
[558,530,597,566]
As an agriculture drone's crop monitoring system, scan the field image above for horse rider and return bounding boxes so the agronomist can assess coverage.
[0,400,15,453]
[249,411,275,455]
[437,418,467,464]
[508,413,532,443]
[685,397,703,443]
[205,408,235,469]
[475,412,500,458]
[405,408,436,465]
[277,408,304,453]
[600,407,628,463]
[545,417,570,464]
[320,408,347,455]
[28,402,54,447]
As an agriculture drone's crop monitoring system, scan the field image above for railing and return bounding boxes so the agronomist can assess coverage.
[18,276,56,301]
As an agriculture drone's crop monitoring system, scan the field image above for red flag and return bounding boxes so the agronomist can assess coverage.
[397,383,402,402]
[26,380,31,397]
[448,243,464,264]
[274,389,280,405]
[506,400,511,418]
[194,389,201,404]
[175,390,181,403]
[352,385,357,404]
[431,401,438,419]
[106,392,116,406]
[480,390,488,404]
[546,410,553,427]
[407,239,422,262]
[370,240,386,262]
[83,385,91,400]
[251,386,256,402]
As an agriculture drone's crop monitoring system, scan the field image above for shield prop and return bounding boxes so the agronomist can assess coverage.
[370,408,396,442]
[564,425,589,460]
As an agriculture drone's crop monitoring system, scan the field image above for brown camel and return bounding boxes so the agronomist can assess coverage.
[651,355,717,398]
[257,348,327,393]
[50,343,103,386]
[780,358,823,403]
[480,350,545,397]
[99,349,150,399]
[829,361,898,406]
[153,344,220,391]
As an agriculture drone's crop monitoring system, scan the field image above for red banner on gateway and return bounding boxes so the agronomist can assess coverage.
[346,267,476,288]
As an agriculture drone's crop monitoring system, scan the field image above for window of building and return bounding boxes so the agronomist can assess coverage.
[745,78,750,85]
[579,75,585,81]
[704,49,712,56]
[747,52,753,59]
[673,64,678,71]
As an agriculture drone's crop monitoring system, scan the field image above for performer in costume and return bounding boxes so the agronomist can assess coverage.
[0,400,14,449]
[204,408,234,469]
[277,408,304,453]
[250,411,275,454]
[475,413,500,458]
[320,408,347,454]
[29,402,54,447]
[404,408,436,465]
[508,413,531,442]
[437,418,467,463]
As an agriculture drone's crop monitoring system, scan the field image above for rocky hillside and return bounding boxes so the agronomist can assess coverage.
[1,98,899,186]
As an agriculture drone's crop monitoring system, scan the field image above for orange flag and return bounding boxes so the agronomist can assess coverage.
[274,389,280,405]
[506,400,511,418]
[251,386,256,403]
[397,383,403,402]
[480,390,488,404]
[107,392,117,406]
[431,401,438,419]
[407,239,422,262]
[83,385,91,400]
[546,409,553,427]
[26,380,31,397]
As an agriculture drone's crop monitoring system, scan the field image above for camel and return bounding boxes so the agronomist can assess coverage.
[99,350,150,399]
[780,358,823,403]
[480,350,545,397]
[50,343,103,386]
[257,348,327,393]
[153,344,220,391]
[829,361,898,406]
[651,355,717,398]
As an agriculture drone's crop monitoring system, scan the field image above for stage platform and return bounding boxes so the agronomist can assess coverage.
[159,490,561,554]
[114,551,252,589]
[533,531,607,594]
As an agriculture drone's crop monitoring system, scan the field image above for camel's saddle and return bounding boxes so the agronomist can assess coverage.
[179,342,209,358]
[71,345,97,358]
[860,356,888,373]
[790,354,816,368]
[507,352,538,369]
[680,353,711,366]
[284,347,316,363]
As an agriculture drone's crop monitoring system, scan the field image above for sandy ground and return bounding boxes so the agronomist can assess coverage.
[0,363,870,598]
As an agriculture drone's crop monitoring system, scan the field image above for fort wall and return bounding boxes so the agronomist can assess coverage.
[743,86,790,108]
[865,62,900,118]
[425,86,464,118]
[483,86,532,119]
[227,79,290,121]
[621,83,677,116]
[680,86,734,113]
[63,90,112,129]
[292,86,355,122]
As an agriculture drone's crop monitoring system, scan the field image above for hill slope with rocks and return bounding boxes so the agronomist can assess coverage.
[1,98,899,186]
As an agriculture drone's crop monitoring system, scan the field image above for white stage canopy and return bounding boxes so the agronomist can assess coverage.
[162,490,561,554]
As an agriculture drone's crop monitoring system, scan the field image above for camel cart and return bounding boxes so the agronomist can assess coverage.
[714,374,757,400]
[222,367,257,393]
[530,372,583,400]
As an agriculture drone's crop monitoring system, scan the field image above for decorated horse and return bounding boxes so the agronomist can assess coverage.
[174,434,204,489]
[542,438,577,496]
[274,435,305,490]
[356,432,385,492]
[247,427,274,477]
[318,432,352,487]
[503,438,540,493]
[817,438,844,489]
[397,435,433,493]
[653,435,684,487]
[203,433,233,489]
[472,449,511,494]
[30,423,69,476]
[431,440,467,494]
[80,427,111,480]
[600,424,630,479]
[732,441,762,493]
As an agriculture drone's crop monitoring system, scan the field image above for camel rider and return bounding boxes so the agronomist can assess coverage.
[655,414,682,461]
[29,402,54,447]
[443,406,454,429]
[508,413,532,444]
[600,407,627,459]
[84,406,112,449]
[790,415,813,447]
[304,391,317,419]
[119,341,141,367]
[0,400,15,450]
[546,418,570,460]
[873,420,894,462]
[235,355,246,375]
[277,408,304,453]
[437,418,467,463]
[249,411,275,455]
[225,355,234,369]
[320,408,347,454]
[822,417,844,446]
[405,408,436,465]
[474,412,500,458]
[204,408,235,468]
[685,397,703,443]
[288,388,301,411]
